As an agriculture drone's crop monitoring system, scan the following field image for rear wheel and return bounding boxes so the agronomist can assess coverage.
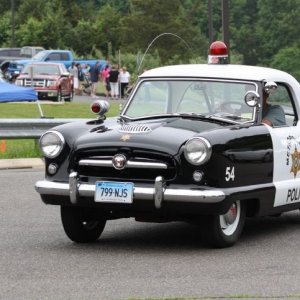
[61,206,106,243]
[204,200,246,248]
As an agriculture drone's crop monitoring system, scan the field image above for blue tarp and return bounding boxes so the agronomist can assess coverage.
[0,81,37,103]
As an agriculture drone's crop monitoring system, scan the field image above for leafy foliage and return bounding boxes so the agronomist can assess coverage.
[1,0,300,80]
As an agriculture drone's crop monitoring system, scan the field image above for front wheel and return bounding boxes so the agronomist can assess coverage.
[204,200,246,248]
[61,206,106,243]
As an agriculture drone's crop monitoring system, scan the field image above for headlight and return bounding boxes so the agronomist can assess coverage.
[184,137,212,165]
[47,80,56,87]
[39,131,65,158]
[15,79,22,86]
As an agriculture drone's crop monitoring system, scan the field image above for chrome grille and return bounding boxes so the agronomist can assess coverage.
[72,149,177,182]
[24,79,46,87]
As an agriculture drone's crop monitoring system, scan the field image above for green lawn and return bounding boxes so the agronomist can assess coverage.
[0,102,120,118]
[0,101,120,159]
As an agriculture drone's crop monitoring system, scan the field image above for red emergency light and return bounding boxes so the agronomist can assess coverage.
[208,41,229,64]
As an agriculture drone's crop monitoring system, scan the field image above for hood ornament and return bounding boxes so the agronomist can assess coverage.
[112,154,127,170]
[121,134,130,141]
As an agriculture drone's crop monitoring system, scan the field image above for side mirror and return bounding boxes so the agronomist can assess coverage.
[244,91,260,107]
[264,81,277,94]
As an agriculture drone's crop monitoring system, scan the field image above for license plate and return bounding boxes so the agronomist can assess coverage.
[95,181,133,203]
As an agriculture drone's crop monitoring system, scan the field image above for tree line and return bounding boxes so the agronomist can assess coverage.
[1,0,300,80]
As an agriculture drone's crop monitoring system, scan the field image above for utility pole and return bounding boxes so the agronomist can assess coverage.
[208,0,214,44]
[222,0,230,56]
[11,0,16,47]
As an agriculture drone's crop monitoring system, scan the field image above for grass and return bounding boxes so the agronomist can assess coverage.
[0,101,120,159]
[0,102,120,118]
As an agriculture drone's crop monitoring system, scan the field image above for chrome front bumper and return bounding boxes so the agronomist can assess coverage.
[35,172,225,208]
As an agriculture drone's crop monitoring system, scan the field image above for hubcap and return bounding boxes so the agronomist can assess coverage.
[219,201,241,236]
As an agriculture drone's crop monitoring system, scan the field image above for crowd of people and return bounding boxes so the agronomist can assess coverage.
[68,61,131,100]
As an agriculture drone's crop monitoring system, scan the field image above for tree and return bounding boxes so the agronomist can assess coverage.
[119,0,206,64]
[230,0,259,65]
[271,46,300,81]
[255,0,300,65]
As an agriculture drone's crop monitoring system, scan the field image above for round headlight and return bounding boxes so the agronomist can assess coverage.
[184,137,212,165]
[39,131,65,158]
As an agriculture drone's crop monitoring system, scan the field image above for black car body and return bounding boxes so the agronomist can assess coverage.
[35,60,300,247]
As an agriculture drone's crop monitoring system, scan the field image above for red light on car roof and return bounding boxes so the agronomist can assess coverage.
[209,41,228,56]
[208,41,229,64]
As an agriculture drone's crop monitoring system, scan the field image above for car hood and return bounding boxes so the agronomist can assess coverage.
[73,117,225,156]
[13,59,32,65]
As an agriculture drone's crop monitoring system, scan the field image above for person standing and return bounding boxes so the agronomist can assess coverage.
[69,62,80,95]
[119,67,131,98]
[109,64,119,100]
[89,61,100,98]
[101,65,111,98]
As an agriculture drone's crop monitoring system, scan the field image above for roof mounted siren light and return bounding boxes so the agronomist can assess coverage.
[208,41,229,64]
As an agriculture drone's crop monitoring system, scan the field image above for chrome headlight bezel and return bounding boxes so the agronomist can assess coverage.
[184,137,212,165]
[39,131,65,158]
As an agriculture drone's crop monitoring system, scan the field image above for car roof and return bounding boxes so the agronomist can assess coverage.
[140,64,298,84]
[26,62,64,66]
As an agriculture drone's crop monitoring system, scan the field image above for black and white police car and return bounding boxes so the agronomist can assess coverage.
[35,41,300,247]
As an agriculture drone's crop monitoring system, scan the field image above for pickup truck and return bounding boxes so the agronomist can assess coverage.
[0,46,44,74]
[6,50,105,81]
[34,41,300,248]
[15,62,73,102]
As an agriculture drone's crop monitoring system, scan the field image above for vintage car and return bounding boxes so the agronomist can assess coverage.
[15,62,73,101]
[35,42,300,248]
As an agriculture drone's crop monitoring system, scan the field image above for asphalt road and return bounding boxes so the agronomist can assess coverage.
[1,168,300,300]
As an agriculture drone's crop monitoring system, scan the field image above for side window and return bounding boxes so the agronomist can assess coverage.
[267,84,297,126]
[60,53,70,60]
[48,53,61,61]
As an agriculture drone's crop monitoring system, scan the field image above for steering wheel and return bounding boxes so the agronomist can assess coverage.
[219,101,245,115]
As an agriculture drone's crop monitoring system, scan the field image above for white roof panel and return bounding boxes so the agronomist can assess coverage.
[140,64,298,84]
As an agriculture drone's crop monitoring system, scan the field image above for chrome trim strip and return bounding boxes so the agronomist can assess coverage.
[79,159,168,169]
[69,172,79,204]
[35,180,225,204]
[154,176,164,209]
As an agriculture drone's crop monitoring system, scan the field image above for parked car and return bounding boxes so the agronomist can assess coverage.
[6,49,105,80]
[35,41,300,248]
[15,62,73,101]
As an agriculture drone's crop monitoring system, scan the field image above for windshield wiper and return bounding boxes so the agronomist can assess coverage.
[120,114,183,122]
[120,113,212,122]
[208,112,249,121]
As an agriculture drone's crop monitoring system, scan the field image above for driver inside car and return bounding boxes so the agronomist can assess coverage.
[261,90,286,126]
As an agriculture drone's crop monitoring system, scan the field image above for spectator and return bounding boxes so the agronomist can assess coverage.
[89,61,101,98]
[101,65,111,98]
[119,67,131,98]
[69,61,80,95]
[109,64,120,100]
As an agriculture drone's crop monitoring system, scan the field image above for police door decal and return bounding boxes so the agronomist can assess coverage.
[267,126,300,206]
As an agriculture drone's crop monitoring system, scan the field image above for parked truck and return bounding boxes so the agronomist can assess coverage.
[5,49,106,81]
[0,46,45,77]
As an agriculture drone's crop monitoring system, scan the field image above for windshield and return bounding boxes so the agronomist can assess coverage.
[124,80,257,123]
[22,64,60,75]
[32,51,47,60]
